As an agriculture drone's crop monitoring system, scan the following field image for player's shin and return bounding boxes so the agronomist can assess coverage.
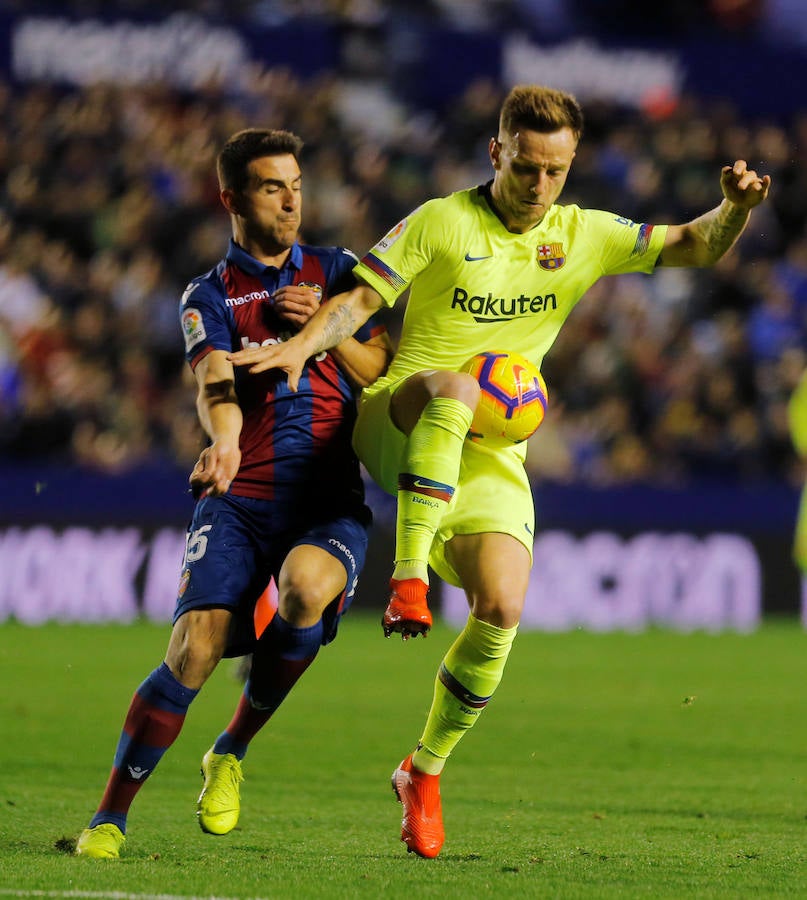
[394,397,473,581]
[413,614,518,774]
[213,615,324,756]
[89,663,199,832]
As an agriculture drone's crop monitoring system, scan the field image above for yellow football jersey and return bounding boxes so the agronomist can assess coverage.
[354,184,668,397]
[789,369,807,457]
[788,369,807,570]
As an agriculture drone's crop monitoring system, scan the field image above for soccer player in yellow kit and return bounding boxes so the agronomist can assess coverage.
[788,369,807,624]
[230,85,771,858]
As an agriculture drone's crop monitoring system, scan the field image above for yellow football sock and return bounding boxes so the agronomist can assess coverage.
[391,560,429,583]
[395,397,473,576]
[413,613,518,774]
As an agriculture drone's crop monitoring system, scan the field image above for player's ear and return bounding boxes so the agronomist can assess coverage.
[220,188,242,216]
[489,137,502,169]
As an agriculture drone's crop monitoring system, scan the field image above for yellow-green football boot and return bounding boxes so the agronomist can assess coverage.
[197,748,244,834]
[75,823,125,859]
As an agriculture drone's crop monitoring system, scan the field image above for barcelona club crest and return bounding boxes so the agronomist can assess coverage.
[537,242,566,271]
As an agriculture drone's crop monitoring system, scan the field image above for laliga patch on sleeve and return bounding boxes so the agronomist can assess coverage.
[373,218,407,253]
[181,307,207,351]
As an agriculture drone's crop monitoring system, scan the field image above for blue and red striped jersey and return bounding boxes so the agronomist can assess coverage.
[180,239,385,506]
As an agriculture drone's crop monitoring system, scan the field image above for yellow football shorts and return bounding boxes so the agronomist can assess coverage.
[352,380,535,587]
[794,486,807,572]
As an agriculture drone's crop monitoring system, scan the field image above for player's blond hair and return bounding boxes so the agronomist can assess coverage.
[499,85,584,141]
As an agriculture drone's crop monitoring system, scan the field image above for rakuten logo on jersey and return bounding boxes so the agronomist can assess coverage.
[451,286,558,323]
[241,333,327,362]
[226,290,271,307]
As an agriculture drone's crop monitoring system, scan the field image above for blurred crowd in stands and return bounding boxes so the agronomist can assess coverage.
[4,0,804,45]
[1,5,806,488]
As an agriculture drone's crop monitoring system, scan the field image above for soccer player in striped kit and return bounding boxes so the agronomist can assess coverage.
[76,129,392,858]
[228,86,770,858]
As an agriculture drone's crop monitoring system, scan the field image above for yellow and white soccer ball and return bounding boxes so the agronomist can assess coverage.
[460,350,548,448]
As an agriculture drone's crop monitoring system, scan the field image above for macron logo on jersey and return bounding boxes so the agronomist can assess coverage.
[226,289,271,307]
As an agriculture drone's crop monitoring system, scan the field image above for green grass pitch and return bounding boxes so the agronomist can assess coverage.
[0,614,805,898]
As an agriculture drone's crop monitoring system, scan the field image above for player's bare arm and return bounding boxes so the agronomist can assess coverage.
[272,283,393,388]
[331,332,394,389]
[191,349,243,496]
[228,282,384,389]
[659,159,771,268]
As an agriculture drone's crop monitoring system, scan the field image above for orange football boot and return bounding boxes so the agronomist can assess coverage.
[382,578,432,639]
[391,754,444,858]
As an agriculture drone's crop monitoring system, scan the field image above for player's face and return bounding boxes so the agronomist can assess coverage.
[489,127,577,233]
[225,154,302,253]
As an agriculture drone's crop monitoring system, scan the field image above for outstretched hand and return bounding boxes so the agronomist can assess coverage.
[228,337,309,390]
[721,160,771,209]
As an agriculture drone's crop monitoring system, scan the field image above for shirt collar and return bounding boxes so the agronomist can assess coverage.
[226,238,303,275]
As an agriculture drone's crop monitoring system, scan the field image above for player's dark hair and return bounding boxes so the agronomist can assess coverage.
[217,129,304,193]
[499,85,584,141]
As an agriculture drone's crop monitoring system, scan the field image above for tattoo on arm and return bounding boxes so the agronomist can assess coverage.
[320,303,359,350]
[692,201,749,261]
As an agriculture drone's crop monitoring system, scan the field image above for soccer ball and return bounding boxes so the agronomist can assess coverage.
[460,350,548,448]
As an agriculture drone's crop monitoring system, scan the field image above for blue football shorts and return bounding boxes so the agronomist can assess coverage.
[173,492,370,656]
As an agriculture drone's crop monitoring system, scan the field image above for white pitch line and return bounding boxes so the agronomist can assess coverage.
[0,891,267,900]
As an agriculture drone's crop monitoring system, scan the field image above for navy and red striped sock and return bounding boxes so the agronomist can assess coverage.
[89,662,198,833]
[213,615,323,760]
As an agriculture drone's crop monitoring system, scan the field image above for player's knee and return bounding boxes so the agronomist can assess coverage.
[471,594,524,629]
[433,371,480,410]
[166,614,228,686]
[278,570,334,623]
[166,638,223,687]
